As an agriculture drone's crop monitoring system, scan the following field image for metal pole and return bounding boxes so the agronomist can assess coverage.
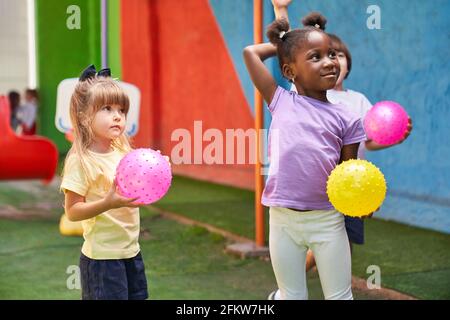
[101,0,108,68]
[253,0,265,247]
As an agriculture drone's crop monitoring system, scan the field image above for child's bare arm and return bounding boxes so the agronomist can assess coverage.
[364,139,388,151]
[65,191,108,221]
[365,117,413,151]
[243,43,278,104]
[272,0,292,22]
[339,143,359,163]
[339,142,379,219]
[65,181,139,222]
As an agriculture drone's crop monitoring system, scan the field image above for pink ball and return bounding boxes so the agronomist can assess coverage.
[116,148,172,205]
[364,101,409,145]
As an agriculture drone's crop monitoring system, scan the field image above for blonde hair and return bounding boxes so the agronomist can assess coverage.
[62,76,132,186]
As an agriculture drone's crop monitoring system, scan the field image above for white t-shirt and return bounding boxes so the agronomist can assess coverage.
[290,85,372,159]
[16,102,37,129]
[327,89,373,159]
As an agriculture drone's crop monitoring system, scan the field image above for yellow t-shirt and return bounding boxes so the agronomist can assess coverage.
[60,149,140,260]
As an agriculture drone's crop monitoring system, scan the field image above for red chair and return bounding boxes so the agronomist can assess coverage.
[0,95,58,184]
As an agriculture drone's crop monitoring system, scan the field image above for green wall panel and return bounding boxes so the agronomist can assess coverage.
[108,0,122,80]
[35,0,101,152]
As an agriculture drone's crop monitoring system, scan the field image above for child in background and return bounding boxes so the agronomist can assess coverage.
[17,88,38,135]
[243,11,367,299]
[7,90,20,131]
[60,65,148,300]
[322,32,412,251]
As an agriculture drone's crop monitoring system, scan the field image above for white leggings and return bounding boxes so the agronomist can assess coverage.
[269,207,353,300]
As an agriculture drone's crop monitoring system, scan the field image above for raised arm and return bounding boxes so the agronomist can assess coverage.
[272,0,292,22]
[243,43,278,104]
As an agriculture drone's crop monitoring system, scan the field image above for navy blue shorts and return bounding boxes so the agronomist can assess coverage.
[79,251,148,300]
[344,216,364,245]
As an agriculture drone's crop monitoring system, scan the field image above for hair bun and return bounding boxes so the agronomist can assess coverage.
[266,18,290,46]
[301,12,327,31]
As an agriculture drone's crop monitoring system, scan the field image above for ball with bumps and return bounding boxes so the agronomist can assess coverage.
[116,148,172,205]
[364,101,409,145]
[327,159,387,217]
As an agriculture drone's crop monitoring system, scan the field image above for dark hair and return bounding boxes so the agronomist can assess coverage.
[328,34,352,79]
[266,12,328,78]
[8,91,20,109]
[25,88,39,101]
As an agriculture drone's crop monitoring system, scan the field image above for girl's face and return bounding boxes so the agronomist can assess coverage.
[91,104,126,142]
[25,92,36,103]
[335,51,348,87]
[288,31,340,93]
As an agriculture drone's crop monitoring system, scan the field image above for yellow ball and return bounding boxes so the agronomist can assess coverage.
[59,213,83,237]
[327,159,387,217]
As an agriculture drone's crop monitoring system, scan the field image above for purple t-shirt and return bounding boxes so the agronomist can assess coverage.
[262,86,366,211]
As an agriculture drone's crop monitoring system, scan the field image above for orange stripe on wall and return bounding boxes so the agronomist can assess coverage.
[121,0,153,148]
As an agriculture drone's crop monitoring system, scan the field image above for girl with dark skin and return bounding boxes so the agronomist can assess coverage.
[243,14,367,299]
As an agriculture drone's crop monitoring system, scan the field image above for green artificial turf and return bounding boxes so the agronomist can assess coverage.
[1,175,448,299]
[153,175,450,299]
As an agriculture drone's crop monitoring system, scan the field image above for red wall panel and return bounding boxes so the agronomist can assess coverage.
[121,0,254,189]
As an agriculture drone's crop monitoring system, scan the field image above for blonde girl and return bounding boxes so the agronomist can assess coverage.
[61,65,148,300]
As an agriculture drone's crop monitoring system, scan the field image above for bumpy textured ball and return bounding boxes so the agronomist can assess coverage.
[116,148,172,205]
[327,159,387,217]
[364,101,409,145]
